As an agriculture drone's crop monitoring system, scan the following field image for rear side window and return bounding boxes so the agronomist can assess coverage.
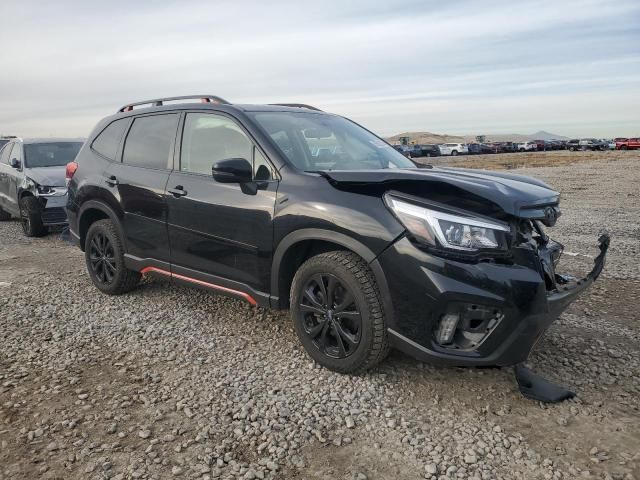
[122,114,179,169]
[92,118,129,160]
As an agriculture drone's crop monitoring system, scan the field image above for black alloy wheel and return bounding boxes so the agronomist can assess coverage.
[298,273,362,359]
[84,219,140,295]
[88,231,116,284]
[290,251,389,373]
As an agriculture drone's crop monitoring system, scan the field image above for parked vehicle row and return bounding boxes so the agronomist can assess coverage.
[403,136,633,157]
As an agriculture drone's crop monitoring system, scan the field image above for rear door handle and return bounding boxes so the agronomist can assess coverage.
[105,175,118,186]
[168,186,188,197]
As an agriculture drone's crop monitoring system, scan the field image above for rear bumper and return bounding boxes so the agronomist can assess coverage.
[377,233,609,367]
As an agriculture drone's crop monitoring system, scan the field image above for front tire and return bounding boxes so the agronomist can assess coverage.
[0,207,11,221]
[290,251,389,373]
[85,219,141,295]
[450,150,458,156]
[20,196,46,237]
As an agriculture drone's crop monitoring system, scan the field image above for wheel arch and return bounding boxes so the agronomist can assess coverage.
[271,229,395,329]
[77,200,125,252]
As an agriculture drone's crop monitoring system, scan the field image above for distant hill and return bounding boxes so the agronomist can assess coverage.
[387,130,569,144]
[386,131,465,144]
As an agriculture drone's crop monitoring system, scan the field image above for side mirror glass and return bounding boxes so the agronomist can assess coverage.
[10,158,20,169]
[212,158,252,183]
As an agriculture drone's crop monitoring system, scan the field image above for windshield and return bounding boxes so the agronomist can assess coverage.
[24,142,83,168]
[249,112,415,171]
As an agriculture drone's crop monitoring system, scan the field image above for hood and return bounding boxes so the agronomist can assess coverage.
[24,166,67,186]
[320,166,561,222]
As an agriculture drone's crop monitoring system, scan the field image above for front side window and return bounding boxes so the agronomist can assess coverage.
[0,143,12,164]
[122,114,179,169]
[92,118,129,160]
[9,143,22,163]
[24,142,83,168]
[180,113,254,176]
[250,112,414,171]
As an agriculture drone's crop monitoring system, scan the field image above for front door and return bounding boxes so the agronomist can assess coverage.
[166,112,278,294]
[107,113,179,265]
[0,143,14,212]
[1,143,23,216]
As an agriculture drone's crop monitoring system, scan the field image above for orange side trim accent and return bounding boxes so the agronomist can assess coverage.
[140,266,257,306]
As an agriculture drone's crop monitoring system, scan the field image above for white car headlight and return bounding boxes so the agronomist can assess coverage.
[385,195,510,251]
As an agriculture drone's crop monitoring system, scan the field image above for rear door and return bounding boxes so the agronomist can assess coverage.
[106,113,179,266]
[166,111,278,295]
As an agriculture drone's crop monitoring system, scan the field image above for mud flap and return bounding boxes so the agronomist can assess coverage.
[514,363,575,403]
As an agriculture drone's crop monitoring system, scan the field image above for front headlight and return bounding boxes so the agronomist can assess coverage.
[385,195,510,252]
[36,185,67,196]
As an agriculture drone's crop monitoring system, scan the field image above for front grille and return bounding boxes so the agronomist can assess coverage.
[41,207,67,225]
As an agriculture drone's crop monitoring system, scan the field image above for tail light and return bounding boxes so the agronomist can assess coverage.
[65,161,78,186]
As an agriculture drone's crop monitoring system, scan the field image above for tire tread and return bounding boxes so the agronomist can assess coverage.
[291,250,389,373]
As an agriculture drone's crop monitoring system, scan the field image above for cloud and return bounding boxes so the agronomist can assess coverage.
[1,0,638,137]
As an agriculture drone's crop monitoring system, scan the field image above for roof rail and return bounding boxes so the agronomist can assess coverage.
[118,95,231,113]
[270,103,323,112]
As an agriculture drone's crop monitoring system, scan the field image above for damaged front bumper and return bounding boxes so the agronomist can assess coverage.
[377,232,610,367]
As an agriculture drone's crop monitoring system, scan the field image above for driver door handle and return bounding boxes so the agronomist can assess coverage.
[168,186,188,197]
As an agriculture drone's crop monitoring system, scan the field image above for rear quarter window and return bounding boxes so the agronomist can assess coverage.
[122,114,179,169]
[91,118,130,160]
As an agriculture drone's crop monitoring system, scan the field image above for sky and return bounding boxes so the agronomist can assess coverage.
[0,0,639,139]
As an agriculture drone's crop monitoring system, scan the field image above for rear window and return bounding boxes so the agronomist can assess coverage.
[122,114,179,169]
[92,118,129,160]
[24,142,83,168]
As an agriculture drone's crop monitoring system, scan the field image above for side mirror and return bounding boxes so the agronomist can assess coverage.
[212,158,252,183]
[10,158,21,169]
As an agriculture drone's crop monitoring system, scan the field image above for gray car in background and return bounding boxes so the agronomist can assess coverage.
[0,138,84,236]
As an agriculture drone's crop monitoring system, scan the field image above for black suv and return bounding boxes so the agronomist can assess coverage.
[66,95,608,375]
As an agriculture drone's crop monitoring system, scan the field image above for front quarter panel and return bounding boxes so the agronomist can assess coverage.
[273,170,405,258]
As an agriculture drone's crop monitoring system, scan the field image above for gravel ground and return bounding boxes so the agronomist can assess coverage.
[1,153,639,480]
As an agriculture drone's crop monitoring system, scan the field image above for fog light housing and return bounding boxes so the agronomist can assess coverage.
[433,303,504,350]
[434,313,460,345]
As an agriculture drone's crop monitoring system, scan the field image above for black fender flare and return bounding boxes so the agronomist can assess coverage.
[271,228,396,329]
[77,200,126,250]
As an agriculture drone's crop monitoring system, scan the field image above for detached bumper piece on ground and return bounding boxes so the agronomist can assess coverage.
[514,233,610,403]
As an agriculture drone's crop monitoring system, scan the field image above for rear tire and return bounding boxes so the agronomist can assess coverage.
[290,251,389,373]
[85,219,141,295]
[451,150,458,156]
[20,196,46,237]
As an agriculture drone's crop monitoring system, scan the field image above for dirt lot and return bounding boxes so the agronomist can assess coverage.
[1,151,639,480]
